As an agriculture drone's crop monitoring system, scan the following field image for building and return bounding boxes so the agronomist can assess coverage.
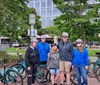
[28,0,100,28]
[28,0,61,28]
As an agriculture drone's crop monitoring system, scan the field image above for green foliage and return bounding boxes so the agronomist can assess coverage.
[48,0,100,45]
[0,51,10,63]
[0,0,41,42]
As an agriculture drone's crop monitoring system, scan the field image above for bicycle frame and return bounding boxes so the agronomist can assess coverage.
[0,66,17,84]
[93,57,100,70]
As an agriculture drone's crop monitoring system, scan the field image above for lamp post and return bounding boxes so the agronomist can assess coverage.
[28,14,37,42]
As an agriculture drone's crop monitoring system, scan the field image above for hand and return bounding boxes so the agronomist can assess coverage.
[48,53,50,57]
[27,66,31,71]
[72,66,74,69]
[85,66,88,70]
[69,62,72,66]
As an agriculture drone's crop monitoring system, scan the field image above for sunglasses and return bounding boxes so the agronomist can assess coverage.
[62,36,68,38]
[76,42,82,44]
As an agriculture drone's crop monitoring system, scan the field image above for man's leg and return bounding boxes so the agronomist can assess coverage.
[60,71,64,84]
[66,72,71,84]
[59,61,64,85]
[65,62,71,84]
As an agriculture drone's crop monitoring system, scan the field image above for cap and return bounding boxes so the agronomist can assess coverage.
[31,38,38,43]
[41,35,46,39]
[51,43,58,48]
[76,39,83,43]
[62,32,69,37]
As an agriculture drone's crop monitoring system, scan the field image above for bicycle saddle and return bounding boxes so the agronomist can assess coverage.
[2,63,9,67]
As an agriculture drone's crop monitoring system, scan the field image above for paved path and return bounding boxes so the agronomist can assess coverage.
[22,76,100,85]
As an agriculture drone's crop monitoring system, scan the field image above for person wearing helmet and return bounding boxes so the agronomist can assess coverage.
[37,35,50,65]
[25,38,40,85]
[58,32,73,85]
[72,39,89,85]
[47,43,60,85]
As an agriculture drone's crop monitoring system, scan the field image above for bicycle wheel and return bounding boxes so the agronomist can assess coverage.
[36,65,50,85]
[95,66,100,82]
[87,62,96,78]
[2,70,23,85]
[10,64,27,80]
[70,70,84,85]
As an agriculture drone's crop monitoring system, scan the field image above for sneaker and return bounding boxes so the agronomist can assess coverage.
[54,83,57,85]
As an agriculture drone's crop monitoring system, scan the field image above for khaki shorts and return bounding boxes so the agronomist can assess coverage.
[59,60,71,72]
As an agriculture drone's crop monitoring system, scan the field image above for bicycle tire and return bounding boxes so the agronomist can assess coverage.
[95,66,100,82]
[87,62,96,78]
[2,69,23,85]
[36,65,50,85]
[10,64,27,80]
[70,70,84,85]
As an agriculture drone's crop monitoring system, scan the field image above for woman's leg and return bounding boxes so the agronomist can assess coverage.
[50,69,55,85]
[51,74,55,85]
[80,67,88,85]
[74,66,81,85]
[27,65,33,85]
[32,64,38,84]
[55,69,60,84]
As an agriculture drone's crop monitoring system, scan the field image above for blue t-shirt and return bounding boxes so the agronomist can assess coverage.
[72,48,89,66]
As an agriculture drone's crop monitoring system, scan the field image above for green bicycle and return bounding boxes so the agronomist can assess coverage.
[0,63,23,85]
[88,52,100,78]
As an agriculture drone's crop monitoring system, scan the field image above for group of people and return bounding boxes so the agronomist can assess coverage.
[25,32,89,85]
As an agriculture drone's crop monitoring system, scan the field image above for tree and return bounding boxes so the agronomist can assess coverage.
[0,0,41,43]
[48,0,100,46]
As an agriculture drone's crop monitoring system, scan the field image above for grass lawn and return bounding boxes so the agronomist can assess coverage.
[88,49,100,57]
[6,47,25,54]
[6,47,100,59]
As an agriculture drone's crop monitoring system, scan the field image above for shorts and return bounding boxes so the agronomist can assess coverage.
[50,68,60,74]
[59,60,71,72]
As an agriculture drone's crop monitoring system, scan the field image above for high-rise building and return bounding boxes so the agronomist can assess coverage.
[28,0,61,28]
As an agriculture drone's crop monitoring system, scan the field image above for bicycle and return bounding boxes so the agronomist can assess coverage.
[87,52,100,78]
[36,64,50,85]
[95,52,100,82]
[0,63,23,85]
[10,53,27,80]
[10,53,50,84]
[36,65,84,85]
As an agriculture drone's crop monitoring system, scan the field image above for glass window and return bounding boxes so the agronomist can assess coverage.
[41,18,46,27]
[53,8,60,16]
[47,18,52,26]
[36,10,40,15]
[47,9,52,17]
[29,1,34,8]
[41,9,46,17]
[35,1,40,8]
[47,0,52,8]
[41,0,46,8]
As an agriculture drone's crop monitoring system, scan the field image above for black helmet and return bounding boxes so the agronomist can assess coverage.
[51,43,58,48]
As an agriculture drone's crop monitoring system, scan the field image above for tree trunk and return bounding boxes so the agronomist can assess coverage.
[83,31,86,47]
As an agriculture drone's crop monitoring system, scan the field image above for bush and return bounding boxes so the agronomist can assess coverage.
[0,51,10,64]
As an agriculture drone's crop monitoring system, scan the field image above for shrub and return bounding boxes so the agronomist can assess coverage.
[0,51,10,64]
